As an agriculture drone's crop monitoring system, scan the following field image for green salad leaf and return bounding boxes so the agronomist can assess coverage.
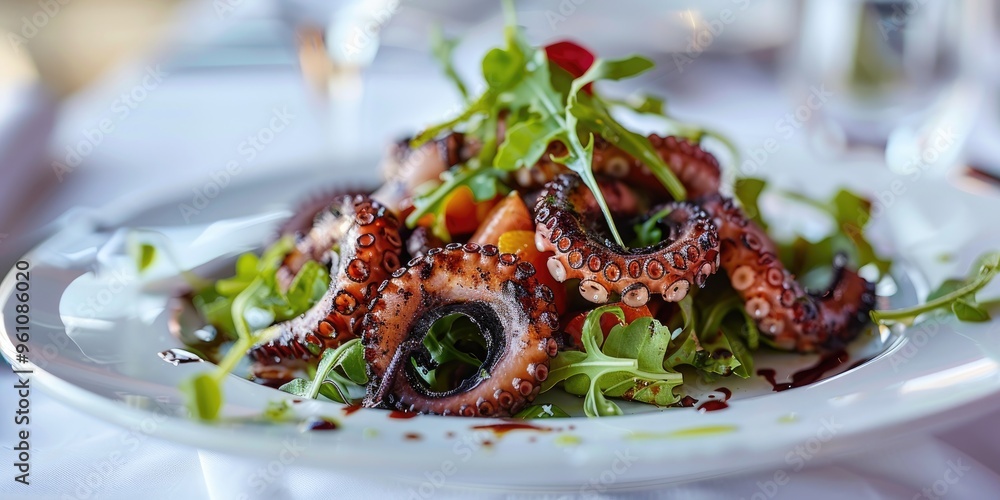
[405,165,506,241]
[664,296,751,377]
[181,237,332,420]
[410,313,488,392]
[734,177,892,280]
[191,237,329,341]
[407,0,713,247]
[631,206,673,248]
[280,339,367,403]
[430,25,469,101]
[734,177,769,230]
[542,305,685,417]
[872,251,1000,325]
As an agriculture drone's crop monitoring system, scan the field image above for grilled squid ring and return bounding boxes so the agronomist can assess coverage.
[361,244,560,417]
[251,195,403,365]
[534,174,721,308]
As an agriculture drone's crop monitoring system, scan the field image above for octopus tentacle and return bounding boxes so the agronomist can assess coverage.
[380,132,474,189]
[361,244,560,417]
[405,226,445,259]
[276,187,373,241]
[373,132,479,214]
[515,135,722,199]
[534,174,721,307]
[251,195,403,365]
[700,195,876,352]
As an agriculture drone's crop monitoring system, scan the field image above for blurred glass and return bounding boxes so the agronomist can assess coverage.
[277,0,399,152]
[0,0,183,97]
[790,0,991,168]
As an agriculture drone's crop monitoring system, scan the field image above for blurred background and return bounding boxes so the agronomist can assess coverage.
[1,0,999,271]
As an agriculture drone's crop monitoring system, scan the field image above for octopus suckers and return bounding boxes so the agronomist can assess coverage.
[622,283,650,308]
[547,257,568,282]
[746,296,770,319]
[534,230,548,252]
[603,263,622,283]
[579,279,609,304]
[732,265,755,291]
[645,259,664,279]
[663,279,690,302]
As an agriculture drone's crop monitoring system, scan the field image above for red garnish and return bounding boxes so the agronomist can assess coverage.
[544,41,596,94]
[563,302,652,347]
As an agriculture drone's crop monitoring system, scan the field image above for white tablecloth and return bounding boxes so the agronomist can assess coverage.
[3,0,1000,498]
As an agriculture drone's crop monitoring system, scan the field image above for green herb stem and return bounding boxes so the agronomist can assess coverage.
[871,268,997,323]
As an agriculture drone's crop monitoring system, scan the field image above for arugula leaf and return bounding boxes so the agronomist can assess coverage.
[410,313,487,393]
[493,118,564,170]
[734,177,769,230]
[279,339,367,402]
[631,206,673,248]
[542,305,685,417]
[411,93,493,148]
[606,94,667,116]
[182,237,333,419]
[736,178,892,279]
[193,239,329,339]
[952,300,990,322]
[421,314,485,368]
[430,26,469,101]
[926,279,966,302]
[779,187,892,278]
[663,296,747,378]
[872,252,1000,325]
[570,108,687,205]
[410,2,699,248]
[405,166,506,241]
[558,55,687,203]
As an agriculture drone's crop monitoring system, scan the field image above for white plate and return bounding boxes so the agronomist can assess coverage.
[4,159,1000,491]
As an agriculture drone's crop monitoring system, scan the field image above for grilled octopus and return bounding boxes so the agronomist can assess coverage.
[361,244,560,416]
[250,195,403,377]
[531,135,875,352]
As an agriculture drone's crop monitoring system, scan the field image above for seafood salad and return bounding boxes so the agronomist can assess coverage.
[169,2,999,421]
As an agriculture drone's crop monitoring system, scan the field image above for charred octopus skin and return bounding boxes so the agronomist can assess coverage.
[251,195,403,365]
[646,138,875,352]
[361,244,560,417]
[701,195,876,352]
[534,174,721,308]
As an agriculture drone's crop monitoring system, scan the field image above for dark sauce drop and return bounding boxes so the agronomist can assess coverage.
[389,410,419,419]
[697,400,729,412]
[714,387,732,401]
[471,422,552,436]
[679,396,699,407]
[343,404,363,416]
[404,433,422,441]
[758,368,780,390]
[757,350,850,392]
[307,419,339,431]
[157,348,203,366]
